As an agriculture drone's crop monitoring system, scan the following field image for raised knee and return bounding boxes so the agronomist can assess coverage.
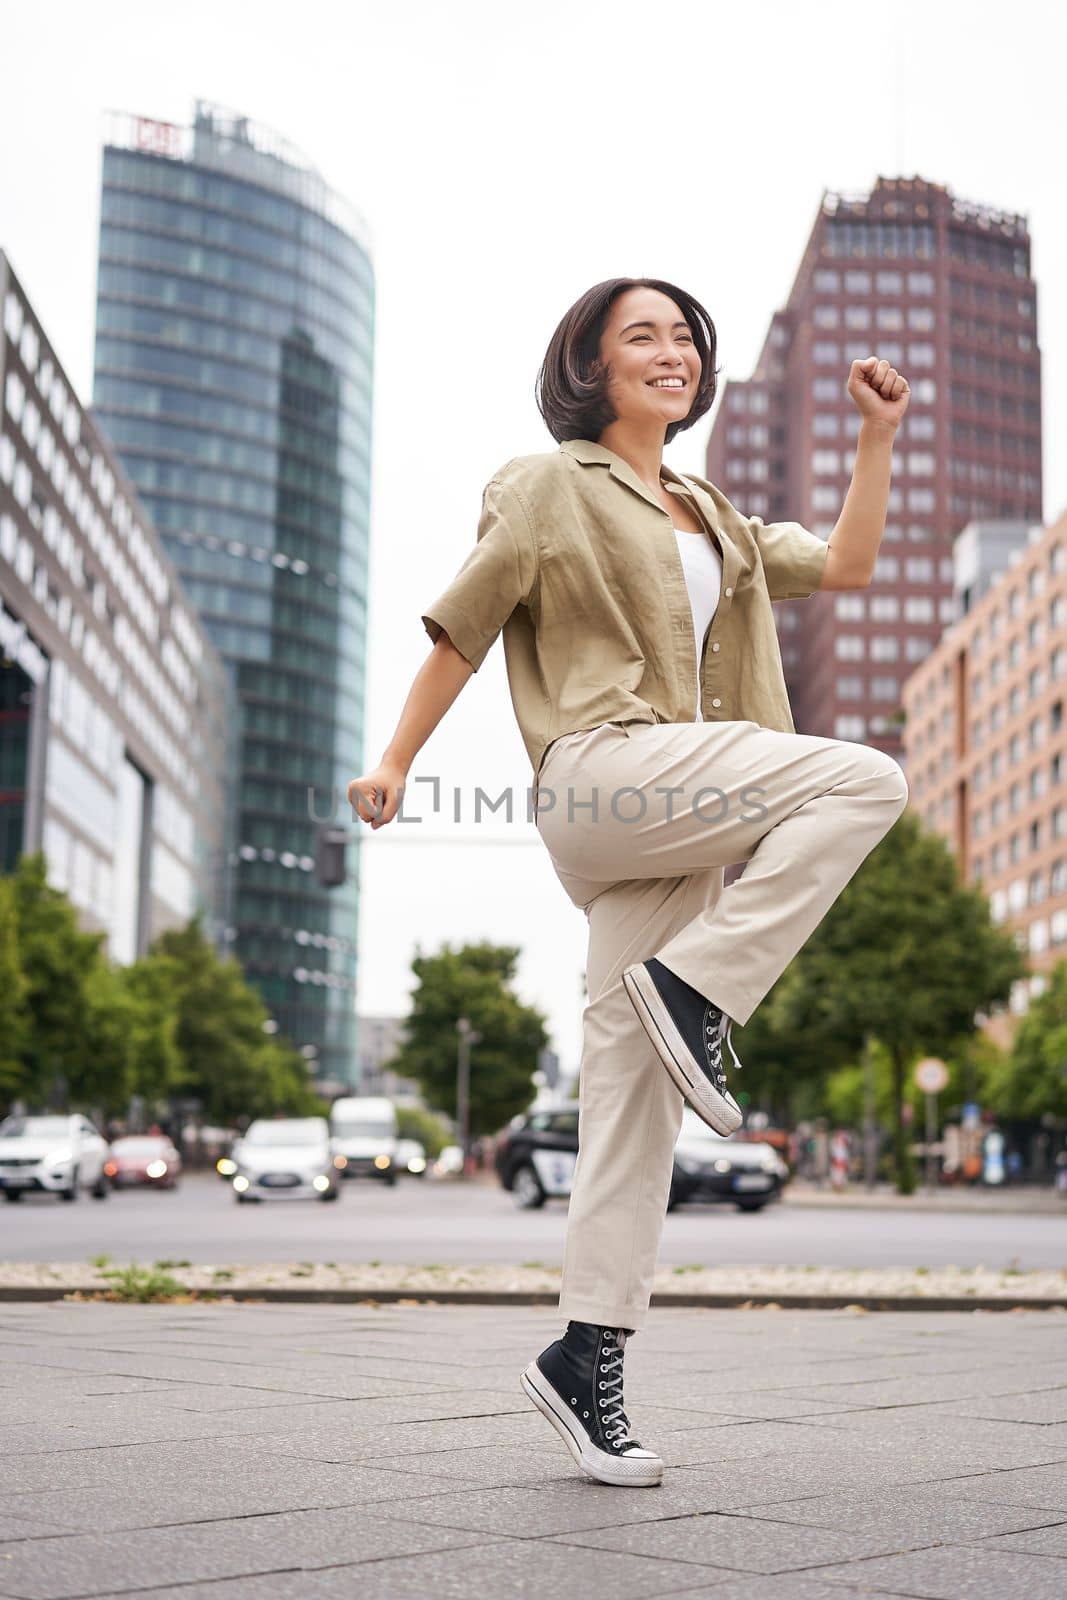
[872,754,910,813]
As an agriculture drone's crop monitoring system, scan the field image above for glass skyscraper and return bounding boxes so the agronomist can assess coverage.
[93,103,374,1089]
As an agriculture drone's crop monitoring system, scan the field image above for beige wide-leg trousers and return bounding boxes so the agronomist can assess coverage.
[533,718,910,1333]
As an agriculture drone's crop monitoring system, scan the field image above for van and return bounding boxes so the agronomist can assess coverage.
[329,1096,399,1185]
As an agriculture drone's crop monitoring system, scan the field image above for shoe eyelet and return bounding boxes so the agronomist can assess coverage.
[570,1397,577,1404]
[583,1410,590,1418]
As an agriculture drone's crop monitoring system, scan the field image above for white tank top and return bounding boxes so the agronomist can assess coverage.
[673,528,722,722]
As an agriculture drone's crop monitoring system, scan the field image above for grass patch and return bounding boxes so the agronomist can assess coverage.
[96,1262,186,1303]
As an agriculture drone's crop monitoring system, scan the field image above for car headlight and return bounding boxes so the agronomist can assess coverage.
[217,1157,237,1176]
[713,1158,732,1174]
[674,1157,699,1176]
[759,1150,780,1171]
[146,1160,167,1178]
[374,1154,391,1169]
[45,1150,72,1167]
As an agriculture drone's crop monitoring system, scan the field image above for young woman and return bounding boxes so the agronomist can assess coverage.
[347,277,910,1488]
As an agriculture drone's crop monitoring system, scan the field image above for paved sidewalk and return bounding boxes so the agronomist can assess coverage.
[0,1303,1066,1598]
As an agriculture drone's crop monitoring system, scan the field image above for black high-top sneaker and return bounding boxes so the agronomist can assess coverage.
[520,1321,663,1487]
[622,957,744,1135]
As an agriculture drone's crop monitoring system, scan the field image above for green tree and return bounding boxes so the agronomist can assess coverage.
[740,813,1023,1192]
[395,1103,453,1158]
[0,877,28,1101]
[989,960,1067,1119]
[6,853,106,1108]
[116,955,182,1108]
[148,918,322,1123]
[387,941,548,1136]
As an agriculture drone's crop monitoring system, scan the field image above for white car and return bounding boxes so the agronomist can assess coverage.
[393,1138,427,1176]
[230,1117,342,1203]
[0,1113,111,1202]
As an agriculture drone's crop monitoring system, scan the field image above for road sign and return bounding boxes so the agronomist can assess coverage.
[914,1057,948,1094]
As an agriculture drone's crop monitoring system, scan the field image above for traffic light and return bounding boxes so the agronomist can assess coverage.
[315,825,349,888]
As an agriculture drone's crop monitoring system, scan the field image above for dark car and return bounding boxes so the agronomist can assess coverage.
[669,1107,789,1211]
[495,1104,789,1211]
[494,1107,580,1208]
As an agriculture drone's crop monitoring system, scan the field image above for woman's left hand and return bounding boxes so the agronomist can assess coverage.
[847,356,910,431]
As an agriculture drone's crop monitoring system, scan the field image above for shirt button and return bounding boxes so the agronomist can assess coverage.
[711,697,722,708]
[724,586,733,598]
[711,641,720,652]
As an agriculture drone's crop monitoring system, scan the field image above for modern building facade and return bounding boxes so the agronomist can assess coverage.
[92,104,375,1088]
[1,251,227,957]
[902,509,1067,1021]
[706,176,1043,758]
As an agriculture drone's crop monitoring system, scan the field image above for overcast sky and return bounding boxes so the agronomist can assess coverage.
[2,0,1065,1079]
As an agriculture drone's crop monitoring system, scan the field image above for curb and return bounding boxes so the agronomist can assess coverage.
[3,1285,1065,1312]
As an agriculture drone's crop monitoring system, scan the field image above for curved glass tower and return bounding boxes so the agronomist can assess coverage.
[92,103,373,1089]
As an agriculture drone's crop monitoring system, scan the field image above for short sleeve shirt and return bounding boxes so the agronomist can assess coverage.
[420,437,830,778]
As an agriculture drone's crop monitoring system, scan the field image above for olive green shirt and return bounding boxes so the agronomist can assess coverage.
[420,437,830,778]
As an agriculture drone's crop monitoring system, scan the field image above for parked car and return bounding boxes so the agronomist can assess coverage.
[105,1134,182,1190]
[669,1107,789,1211]
[229,1117,342,1203]
[494,1107,579,1207]
[0,1113,111,1202]
[495,1104,789,1211]
[328,1095,398,1185]
[393,1137,427,1177]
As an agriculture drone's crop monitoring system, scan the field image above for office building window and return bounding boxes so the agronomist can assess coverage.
[835,715,866,739]
[835,594,865,620]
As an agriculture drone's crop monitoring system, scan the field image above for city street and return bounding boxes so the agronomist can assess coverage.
[0,1300,1065,1599]
[2,1172,1064,1272]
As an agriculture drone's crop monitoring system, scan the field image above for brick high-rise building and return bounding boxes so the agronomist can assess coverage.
[706,176,1042,758]
[902,508,1067,1027]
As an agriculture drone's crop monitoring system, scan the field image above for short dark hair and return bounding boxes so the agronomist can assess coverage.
[535,278,720,446]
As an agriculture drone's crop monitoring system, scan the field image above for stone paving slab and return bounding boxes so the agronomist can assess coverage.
[0,1303,1065,1599]
[812,1543,1067,1597]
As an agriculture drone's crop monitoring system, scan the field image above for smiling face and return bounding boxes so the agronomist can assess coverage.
[596,286,702,435]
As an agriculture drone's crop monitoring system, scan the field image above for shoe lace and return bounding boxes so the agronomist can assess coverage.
[598,1329,640,1446]
[702,1005,742,1094]
[720,1013,744,1076]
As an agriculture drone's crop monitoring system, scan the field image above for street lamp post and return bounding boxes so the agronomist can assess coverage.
[455,1016,481,1175]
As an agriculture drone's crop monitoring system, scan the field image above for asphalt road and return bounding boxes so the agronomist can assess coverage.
[3,1171,1064,1270]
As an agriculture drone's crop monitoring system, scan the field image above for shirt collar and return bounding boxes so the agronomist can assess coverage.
[559,438,728,548]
